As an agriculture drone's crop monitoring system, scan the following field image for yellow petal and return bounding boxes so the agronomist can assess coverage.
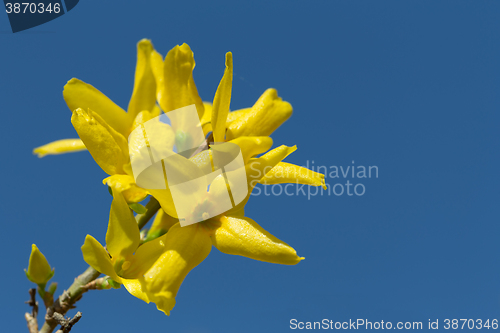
[226,107,252,125]
[201,105,250,137]
[103,174,149,203]
[131,110,159,130]
[157,44,203,119]
[148,209,178,235]
[259,162,327,189]
[131,223,211,315]
[128,39,159,119]
[106,188,141,260]
[226,89,292,140]
[189,75,205,123]
[146,189,178,218]
[122,279,150,303]
[71,108,129,176]
[211,52,233,143]
[200,102,213,135]
[229,136,273,164]
[189,149,213,174]
[33,139,86,157]
[63,78,133,136]
[246,145,297,189]
[121,230,170,279]
[150,48,165,102]
[81,235,121,282]
[212,216,303,265]
[127,117,176,184]
[150,104,162,119]
[230,145,296,213]
[25,244,54,285]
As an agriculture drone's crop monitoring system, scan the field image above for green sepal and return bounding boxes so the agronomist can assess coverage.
[25,268,54,285]
[129,203,147,214]
[47,282,58,295]
[106,278,122,289]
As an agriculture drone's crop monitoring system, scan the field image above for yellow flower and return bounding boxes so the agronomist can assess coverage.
[34,42,326,316]
[25,244,54,285]
[81,52,326,315]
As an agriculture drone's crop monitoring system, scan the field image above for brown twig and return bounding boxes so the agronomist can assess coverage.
[25,288,38,333]
[53,311,82,333]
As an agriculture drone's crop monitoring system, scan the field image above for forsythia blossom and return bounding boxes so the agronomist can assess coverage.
[33,39,327,315]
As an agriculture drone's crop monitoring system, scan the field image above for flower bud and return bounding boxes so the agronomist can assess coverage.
[25,244,54,285]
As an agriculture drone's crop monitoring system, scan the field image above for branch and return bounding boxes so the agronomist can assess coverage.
[39,267,99,333]
[53,312,82,333]
[25,288,38,333]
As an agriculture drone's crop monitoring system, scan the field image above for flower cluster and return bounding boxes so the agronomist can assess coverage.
[32,40,326,315]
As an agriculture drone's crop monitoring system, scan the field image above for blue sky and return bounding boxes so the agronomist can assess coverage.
[1,1,499,332]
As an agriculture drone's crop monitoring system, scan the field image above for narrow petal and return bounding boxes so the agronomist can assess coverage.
[212,216,303,265]
[150,104,162,119]
[200,102,213,135]
[150,49,165,104]
[148,209,179,236]
[189,75,205,122]
[129,224,212,315]
[200,104,250,137]
[63,78,133,136]
[226,107,252,125]
[259,162,327,189]
[189,149,213,174]
[211,52,233,143]
[127,118,175,186]
[122,279,150,303]
[121,230,171,279]
[229,145,296,213]
[147,189,178,219]
[226,89,292,140]
[131,110,160,130]
[158,44,203,119]
[128,39,160,119]
[81,235,121,282]
[33,139,86,158]
[71,109,129,176]
[246,145,297,189]
[106,188,141,260]
[103,174,149,203]
[229,136,273,164]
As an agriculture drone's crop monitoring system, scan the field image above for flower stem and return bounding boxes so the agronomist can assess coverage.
[136,196,160,230]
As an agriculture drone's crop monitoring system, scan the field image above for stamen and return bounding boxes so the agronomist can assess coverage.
[121,261,131,271]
